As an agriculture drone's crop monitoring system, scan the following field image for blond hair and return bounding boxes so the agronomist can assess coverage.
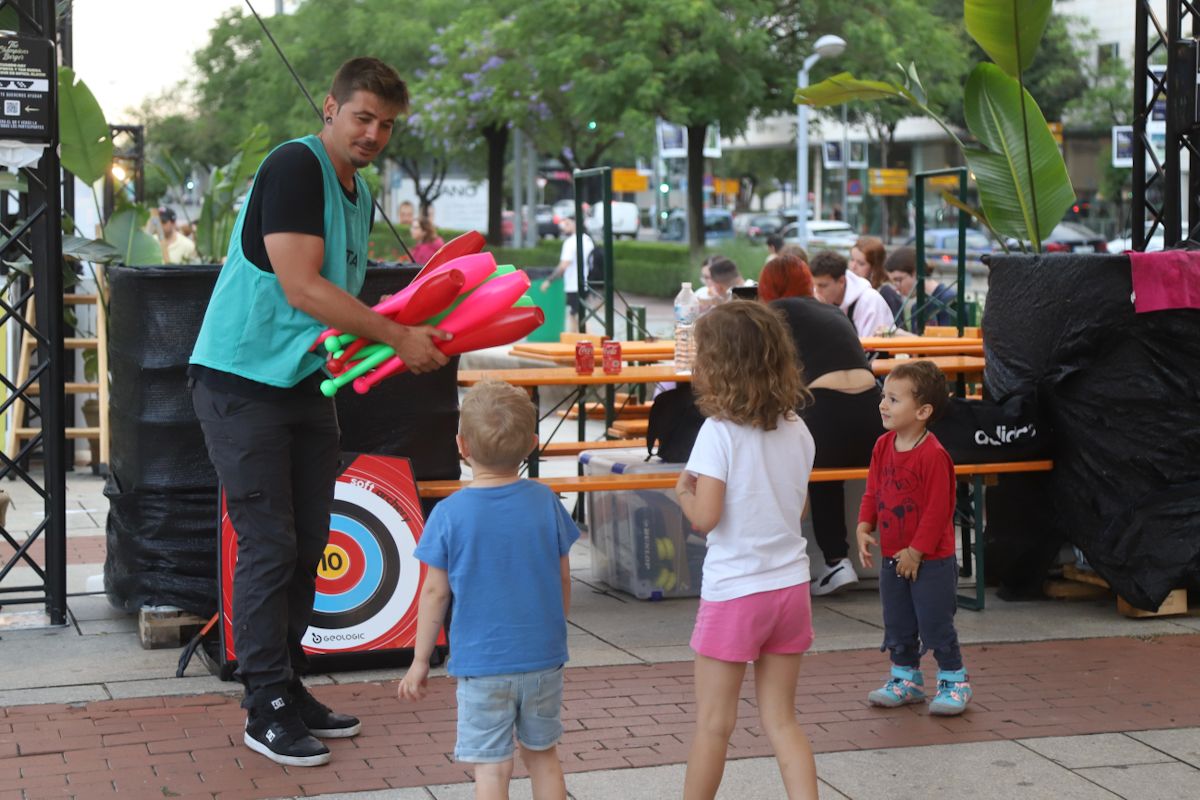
[692,302,811,430]
[459,380,537,468]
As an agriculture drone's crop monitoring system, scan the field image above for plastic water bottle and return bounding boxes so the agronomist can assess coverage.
[673,282,700,373]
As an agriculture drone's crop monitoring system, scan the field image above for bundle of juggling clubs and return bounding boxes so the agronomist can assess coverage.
[313,232,544,396]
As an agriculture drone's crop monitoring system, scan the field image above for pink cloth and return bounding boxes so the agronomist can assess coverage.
[690,582,813,662]
[1128,250,1200,313]
[410,237,445,266]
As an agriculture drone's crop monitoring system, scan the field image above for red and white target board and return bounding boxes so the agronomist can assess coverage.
[218,453,445,673]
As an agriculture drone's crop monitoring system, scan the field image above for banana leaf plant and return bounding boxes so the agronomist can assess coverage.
[58,65,162,266]
[795,0,1074,253]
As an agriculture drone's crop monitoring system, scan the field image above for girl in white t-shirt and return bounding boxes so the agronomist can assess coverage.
[675,301,819,800]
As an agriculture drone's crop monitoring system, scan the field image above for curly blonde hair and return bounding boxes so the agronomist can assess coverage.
[692,302,811,430]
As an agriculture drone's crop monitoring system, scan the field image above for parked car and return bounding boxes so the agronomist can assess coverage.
[780,220,857,250]
[658,208,736,243]
[906,227,996,267]
[778,206,815,223]
[584,200,641,239]
[551,199,577,221]
[1041,222,1109,253]
[740,213,786,243]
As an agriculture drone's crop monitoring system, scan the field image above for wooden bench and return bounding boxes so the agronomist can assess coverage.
[558,401,654,420]
[608,419,650,438]
[419,460,1053,611]
[540,438,647,458]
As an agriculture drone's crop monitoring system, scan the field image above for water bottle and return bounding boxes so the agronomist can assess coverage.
[673,282,700,372]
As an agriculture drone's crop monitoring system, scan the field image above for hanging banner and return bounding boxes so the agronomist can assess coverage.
[0,35,54,141]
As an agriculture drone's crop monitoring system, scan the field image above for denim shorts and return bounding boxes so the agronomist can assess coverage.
[454,665,564,763]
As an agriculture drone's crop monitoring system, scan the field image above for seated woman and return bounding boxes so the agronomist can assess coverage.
[758,253,884,596]
[850,236,903,320]
[409,217,445,266]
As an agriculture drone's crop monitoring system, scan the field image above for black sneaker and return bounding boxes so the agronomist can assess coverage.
[244,692,331,767]
[291,680,362,738]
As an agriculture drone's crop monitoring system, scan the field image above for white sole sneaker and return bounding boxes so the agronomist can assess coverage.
[243,731,331,767]
[308,720,362,738]
[811,559,859,596]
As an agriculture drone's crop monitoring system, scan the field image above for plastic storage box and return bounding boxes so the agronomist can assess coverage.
[580,448,707,600]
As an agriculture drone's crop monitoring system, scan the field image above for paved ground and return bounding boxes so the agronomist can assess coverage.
[3,370,1200,798]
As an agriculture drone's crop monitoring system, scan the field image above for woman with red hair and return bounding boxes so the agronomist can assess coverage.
[761,253,883,597]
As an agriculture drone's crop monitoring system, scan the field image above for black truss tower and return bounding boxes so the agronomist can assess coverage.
[1133,0,1200,248]
[0,0,67,625]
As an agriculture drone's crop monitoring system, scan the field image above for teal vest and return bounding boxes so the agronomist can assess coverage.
[190,135,371,388]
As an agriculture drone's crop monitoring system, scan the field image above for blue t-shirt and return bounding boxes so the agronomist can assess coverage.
[413,480,580,677]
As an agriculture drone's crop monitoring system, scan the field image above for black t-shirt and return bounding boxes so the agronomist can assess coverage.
[190,141,370,398]
[769,296,871,382]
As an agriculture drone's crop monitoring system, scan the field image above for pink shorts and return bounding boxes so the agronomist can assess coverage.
[690,582,814,663]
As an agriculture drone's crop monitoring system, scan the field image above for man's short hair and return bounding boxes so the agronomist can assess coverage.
[809,250,848,280]
[398,200,414,209]
[459,380,536,468]
[331,57,409,112]
[765,234,784,252]
[887,360,949,420]
[158,207,177,223]
[883,245,918,276]
[707,256,741,285]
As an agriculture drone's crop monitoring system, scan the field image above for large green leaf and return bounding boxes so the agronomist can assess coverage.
[57,66,112,186]
[795,73,914,107]
[63,234,120,263]
[964,0,1052,78]
[963,63,1073,250]
[106,208,163,266]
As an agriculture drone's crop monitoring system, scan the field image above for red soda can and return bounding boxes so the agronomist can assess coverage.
[575,341,595,374]
[602,340,622,374]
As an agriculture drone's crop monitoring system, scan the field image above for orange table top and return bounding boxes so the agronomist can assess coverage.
[860,336,984,356]
[871,355,986,377]
[510,340,676,365]
[458,364,691,387]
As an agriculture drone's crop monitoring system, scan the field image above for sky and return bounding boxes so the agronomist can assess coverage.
[72,0,282,119]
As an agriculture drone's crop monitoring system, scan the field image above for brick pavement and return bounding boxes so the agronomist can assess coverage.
[3,634,1199,799]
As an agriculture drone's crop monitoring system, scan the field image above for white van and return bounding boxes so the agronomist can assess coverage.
[585,201,641,239]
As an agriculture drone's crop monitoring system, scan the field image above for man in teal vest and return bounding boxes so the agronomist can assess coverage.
[190,57,449,768]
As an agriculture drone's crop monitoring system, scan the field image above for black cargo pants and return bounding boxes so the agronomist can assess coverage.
[191,376,340,707]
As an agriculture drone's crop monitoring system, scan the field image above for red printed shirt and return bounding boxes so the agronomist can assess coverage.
[858,431,956,559]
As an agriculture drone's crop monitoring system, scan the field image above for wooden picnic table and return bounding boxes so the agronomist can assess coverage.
[860,336,985,356]
[509,340,676,365]
[458,364,690,388]
[871,355,985,378]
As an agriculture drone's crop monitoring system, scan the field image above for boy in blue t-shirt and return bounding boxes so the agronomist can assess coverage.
[398,379,578,798]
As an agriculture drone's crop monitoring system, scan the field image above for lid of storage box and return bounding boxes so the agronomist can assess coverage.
[579,448,686,473]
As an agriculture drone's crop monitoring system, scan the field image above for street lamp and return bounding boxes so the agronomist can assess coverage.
[796,33,846,249]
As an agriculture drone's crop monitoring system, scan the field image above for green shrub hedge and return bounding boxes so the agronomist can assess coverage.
[368,222,769,298]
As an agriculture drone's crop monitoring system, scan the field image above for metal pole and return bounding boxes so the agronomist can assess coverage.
[914,177,927,333]
[841,103,849,223]
[512,128,524,248]
[796,62,814,250]
[525,137,537,243]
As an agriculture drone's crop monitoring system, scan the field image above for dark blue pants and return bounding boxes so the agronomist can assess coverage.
[879,555,963,672]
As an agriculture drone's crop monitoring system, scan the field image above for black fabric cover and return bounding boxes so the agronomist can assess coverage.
[104,265,460,614]
[983,253,1200,609]
[930,392,1048,464]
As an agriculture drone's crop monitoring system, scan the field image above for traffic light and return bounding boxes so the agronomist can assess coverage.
[659,182,670,193]
[587,120,597,130]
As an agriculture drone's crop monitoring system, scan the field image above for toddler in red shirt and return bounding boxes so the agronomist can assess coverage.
[856,360,972,716]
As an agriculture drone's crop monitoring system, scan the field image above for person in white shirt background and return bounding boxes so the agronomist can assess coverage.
[810,249,894,336]
[540,214,594,331]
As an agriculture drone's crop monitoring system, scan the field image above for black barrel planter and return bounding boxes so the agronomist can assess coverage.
[981,253,1200,610]
[103,264,460,617]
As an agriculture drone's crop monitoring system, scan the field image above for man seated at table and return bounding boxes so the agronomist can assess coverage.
[885,246,958,329]
[810,250,895,336]
[699,256,756,310]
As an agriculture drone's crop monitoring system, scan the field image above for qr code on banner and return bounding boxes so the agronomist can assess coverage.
[3,100,18,116]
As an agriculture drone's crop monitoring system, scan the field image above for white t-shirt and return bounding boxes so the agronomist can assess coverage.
[558,234,594,293]
[684,415,815,601]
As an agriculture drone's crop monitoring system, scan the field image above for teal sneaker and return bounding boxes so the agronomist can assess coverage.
[929,669,972,716]
[867,666,926,707]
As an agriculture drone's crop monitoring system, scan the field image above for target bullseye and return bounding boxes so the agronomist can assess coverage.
[315,530,366,596]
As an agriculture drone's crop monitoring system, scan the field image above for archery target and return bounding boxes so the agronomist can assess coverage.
[303,483,419,648]
[218,453,436,667]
